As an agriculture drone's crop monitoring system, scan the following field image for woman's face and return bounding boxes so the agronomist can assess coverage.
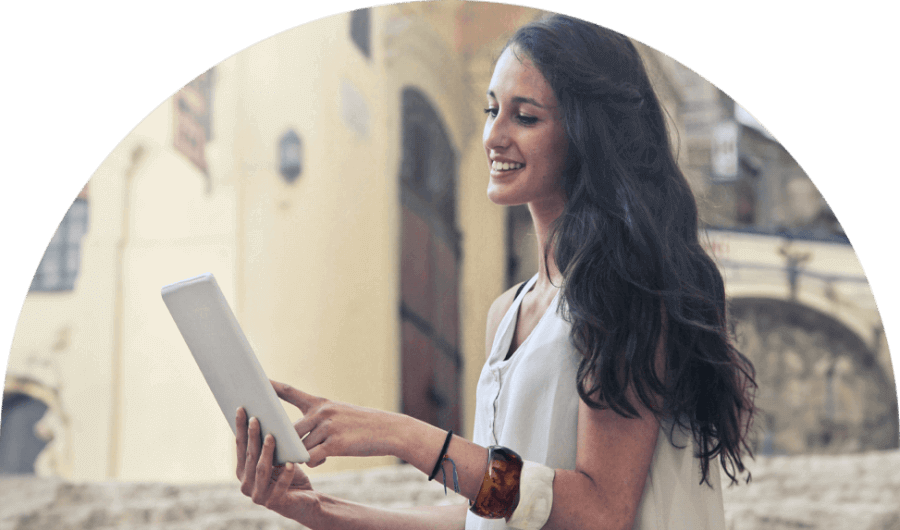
[483,46,569,212]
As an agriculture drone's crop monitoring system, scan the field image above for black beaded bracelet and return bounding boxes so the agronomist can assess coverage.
[428,430,454,481]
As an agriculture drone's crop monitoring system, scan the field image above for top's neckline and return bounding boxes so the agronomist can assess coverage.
[497,274,561,364]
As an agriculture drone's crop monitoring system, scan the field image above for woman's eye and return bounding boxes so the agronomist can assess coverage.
[483,107,536,125]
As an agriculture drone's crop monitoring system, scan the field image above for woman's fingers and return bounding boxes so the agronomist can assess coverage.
[292,413,320,443]
[300,419,328,451]
[306,446,329,468]
[269,381,335,462]
[235,407,248,479]
[244,417,263,485]
[235,412,316,520]
[252,434,276,504]
[271,380,321,414]
[293,412,334,467]
[268,462,295,505]
[246,416,262,458]
[269,383,394,466]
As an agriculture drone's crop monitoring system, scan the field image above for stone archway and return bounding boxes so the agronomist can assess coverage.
[729,297,899,455]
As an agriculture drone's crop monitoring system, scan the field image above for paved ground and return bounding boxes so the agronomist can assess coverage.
[721,450,900,530]
[1,450,898,530]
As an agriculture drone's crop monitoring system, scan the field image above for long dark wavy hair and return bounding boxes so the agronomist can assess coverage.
[507,14,757,486]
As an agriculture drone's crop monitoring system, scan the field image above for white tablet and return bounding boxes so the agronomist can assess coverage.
[161,272,310,465]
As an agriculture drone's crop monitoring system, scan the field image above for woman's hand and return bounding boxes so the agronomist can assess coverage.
[271,380,403,467]
[236,406,317,522]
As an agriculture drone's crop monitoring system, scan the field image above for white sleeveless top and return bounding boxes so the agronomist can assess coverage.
[466,274,726,530]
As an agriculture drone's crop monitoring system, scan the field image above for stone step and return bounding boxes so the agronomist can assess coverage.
[0,464,463,530]
[2,451,899,530]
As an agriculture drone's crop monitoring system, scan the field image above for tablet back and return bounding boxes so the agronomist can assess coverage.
[161,272,309,464]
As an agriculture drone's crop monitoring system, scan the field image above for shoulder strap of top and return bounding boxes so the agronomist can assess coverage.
[513,281,527,300]
[503,281,530,362]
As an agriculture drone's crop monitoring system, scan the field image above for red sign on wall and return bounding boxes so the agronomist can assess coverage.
[174,70,213,173]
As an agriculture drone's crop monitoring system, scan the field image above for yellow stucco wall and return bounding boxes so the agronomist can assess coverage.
[5,4,528,483]
[230,12,401,476]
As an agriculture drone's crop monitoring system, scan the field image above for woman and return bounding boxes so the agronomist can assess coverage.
[235,14,756,530]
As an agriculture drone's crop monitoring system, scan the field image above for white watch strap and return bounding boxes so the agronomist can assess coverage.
[507,460,555,530]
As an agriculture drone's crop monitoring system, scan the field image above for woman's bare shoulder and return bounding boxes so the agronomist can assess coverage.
[484,282,525,359]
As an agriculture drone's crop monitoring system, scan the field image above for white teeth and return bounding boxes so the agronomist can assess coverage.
[492,161,523,171]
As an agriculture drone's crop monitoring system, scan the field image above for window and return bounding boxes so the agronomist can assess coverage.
[30,197,89,292]
[399,89,457,228]
[350,9,371,59]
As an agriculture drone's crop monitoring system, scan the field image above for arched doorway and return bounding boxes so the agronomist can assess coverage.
[729,298,899,455]
[0,393,49,474]
[398,87,462,433]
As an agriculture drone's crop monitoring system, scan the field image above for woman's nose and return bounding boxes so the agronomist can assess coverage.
[483,114,509,150]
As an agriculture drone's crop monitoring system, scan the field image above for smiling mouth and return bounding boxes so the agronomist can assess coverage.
[491,161,524,171]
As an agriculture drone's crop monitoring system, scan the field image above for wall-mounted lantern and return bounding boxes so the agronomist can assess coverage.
[279,129,303,184]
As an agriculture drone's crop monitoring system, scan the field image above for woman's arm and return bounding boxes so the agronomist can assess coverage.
[273,381,658,530]
[543,311,667,530]
[235,407,468,530]
[311,500,468,530]
[544,398,659,530]
[271,383,491,499]
[414,391,658,530]
[268,280,660,530]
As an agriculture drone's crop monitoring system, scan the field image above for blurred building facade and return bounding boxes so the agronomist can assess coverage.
[2,2,542,483]
[2,1,896,485]
[657,56,896,454]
